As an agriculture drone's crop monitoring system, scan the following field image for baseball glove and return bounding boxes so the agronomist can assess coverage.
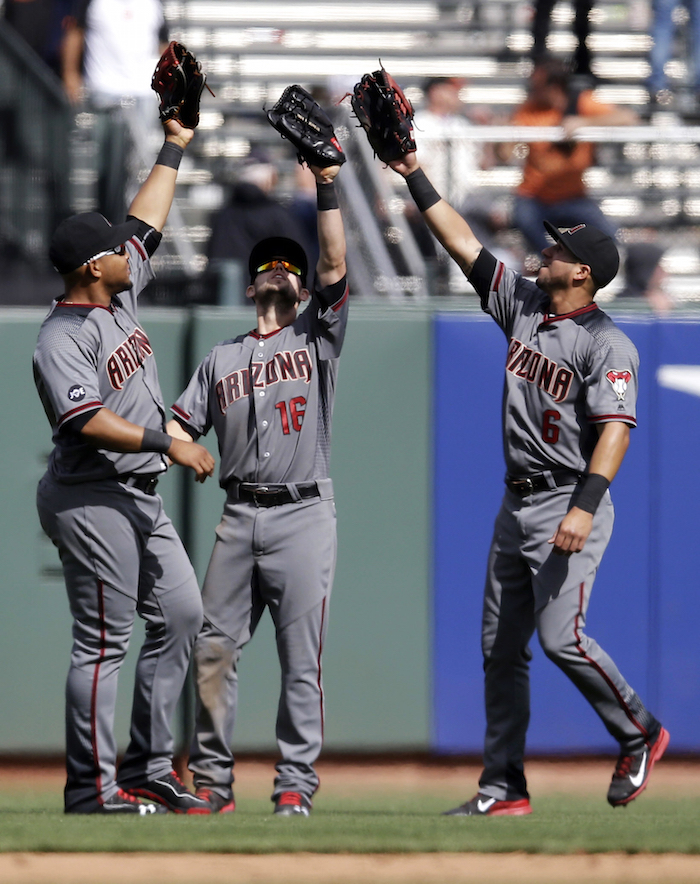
[350,64,416,163]
[266,85,346,167]
[151,41,213,129]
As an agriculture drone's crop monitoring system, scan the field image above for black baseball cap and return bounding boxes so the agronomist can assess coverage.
[49,212,139,275]
[248,237,308,288]
[543,220,620,289]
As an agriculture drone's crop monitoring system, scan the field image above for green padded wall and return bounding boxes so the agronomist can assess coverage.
[0,303,432,753]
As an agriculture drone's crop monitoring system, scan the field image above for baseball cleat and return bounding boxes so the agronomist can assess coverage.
[67,788,167,814]
[123,770,211,814]
[274,791,312,816]
[443,793,533,816]
[607,725,670,807]
[195,787,236,813]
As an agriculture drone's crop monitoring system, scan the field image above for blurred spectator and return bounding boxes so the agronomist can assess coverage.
[3,0,71,76]
[207,155,313,305]
[60,0,168,220]
[531,0,595,80]
[413,77,504,292]
[647,0,700,113]
[617,242,673,312]
[414,77,482,209]
[509,55,637,258]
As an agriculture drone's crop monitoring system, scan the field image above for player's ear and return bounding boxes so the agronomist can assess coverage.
[298,286,310,302]
[85,260,102,280]
[575,262,593,282]
[245,284,256,301]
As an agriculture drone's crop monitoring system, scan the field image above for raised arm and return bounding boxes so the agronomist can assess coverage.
[389,152,484,276]
[309,163,347,289]
[127,118,194,231]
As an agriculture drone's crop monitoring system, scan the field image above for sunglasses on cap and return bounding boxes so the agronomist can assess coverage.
[255,258,303,278]
[84,243,126,264]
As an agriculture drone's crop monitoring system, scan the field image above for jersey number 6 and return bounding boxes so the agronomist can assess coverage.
[542,409,560,444]
[276,396,306,434]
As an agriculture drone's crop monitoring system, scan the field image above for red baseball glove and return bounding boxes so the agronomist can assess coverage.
[350,64,416,163]
[151,41,213,129]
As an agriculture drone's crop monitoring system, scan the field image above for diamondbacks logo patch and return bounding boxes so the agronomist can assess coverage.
[67,384,86,402]
[606,370,631,400]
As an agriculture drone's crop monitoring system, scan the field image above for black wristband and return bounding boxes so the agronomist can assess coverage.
[575,473,610,514]
[156,141,184,170]
[406,167,441,212]
[141,428,172,453]
[316,181,339,211]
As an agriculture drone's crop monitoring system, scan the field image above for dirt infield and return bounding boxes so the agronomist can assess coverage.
[4,851,700,884]
[2,756,700,884]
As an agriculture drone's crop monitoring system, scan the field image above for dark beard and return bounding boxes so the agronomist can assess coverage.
[255,278,299,309]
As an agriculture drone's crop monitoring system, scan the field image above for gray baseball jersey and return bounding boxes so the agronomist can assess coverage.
[34,221,203,812]
[34,223,168,482]
[471,251,639,477]
[467,249,660,803]
[172,276,349,806]
[172,280,348,486]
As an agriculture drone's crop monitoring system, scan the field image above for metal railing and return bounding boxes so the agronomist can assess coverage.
[0,21,72,270]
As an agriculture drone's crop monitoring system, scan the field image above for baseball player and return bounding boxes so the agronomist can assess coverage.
[33,116,216,814]
[166,157,347,816]
[385,150,668,814]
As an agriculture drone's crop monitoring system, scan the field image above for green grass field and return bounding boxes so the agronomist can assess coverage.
[2,787,699,855]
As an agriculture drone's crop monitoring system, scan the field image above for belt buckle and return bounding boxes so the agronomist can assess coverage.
[511,477,533,494]
[252,485,272,506]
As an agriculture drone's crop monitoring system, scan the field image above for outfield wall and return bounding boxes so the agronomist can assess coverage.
[1,305,698,755]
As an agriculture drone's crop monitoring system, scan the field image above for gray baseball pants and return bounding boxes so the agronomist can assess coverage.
[189,492,336,803]
[479,485,660,801]
[37,474,203,812]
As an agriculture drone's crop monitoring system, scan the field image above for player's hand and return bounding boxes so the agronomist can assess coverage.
[389,152,420,177]
[310,163,341,184]
[548,506,593,556]
[167,437,215,482]
[163,117,195,150]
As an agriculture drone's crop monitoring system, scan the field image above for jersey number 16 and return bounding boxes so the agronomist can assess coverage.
[276,396,306,434]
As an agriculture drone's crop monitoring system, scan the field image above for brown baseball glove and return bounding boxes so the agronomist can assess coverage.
[151,41,214,129]
[350,64,416,163]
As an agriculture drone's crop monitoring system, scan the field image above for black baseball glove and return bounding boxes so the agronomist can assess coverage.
[266,85,346,167]
[151,41,213,129]
[350,64,416,163]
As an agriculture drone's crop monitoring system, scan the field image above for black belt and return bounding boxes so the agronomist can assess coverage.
[505,470,581,497]
[119,473,160,495]
[235,482,320,507]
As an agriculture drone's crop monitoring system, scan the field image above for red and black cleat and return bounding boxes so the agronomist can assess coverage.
[274,791,312,816]
[195,787,236,814]
[607,726,670,807]
[443,793,533,816]
[123,770,211,814]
